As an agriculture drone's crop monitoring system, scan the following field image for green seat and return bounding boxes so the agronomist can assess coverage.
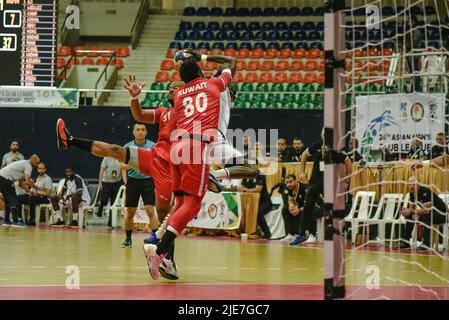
[256,83,270,92]
[312,95,323,109]
[241,83,254,92]
[251,93,266,103]
[317,84,324,92]
[271,83,285,92]
[281,94,295,105]
[286,83,300,92]
[151,82,165,91]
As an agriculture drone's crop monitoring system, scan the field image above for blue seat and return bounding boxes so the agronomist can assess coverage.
[193,22,206,31]
[268,31,280,41]
[222,22,233,31]
[267,42,280,50]
[288,7,300,16]
[301,7,314,16]
[382,7,394,16]
[275,22,288,31]
[317,22,324,31]
[241,31,254,41]
[384,42,395,49]
[294,31,307,41]
[262,21,274,31]
[237,8,250,16]
[228,31,241,41]
[281,42,294,50]
[429,42,441,49]
[248,21,261,31]
[239,42,252,50]
[295,42,308,50]
[397,6,405,14]
[183,7,195,16]
[226,42,238,50]
[183,42,196,50]
[310,42,323,50]
[307,31,320,41]
[275,7,288,16]
[215,31,228,41]
[303,21,315,31]
[253,42,266,50]
[410,6,423,16]
[169,41,181,49]
[210,7,223,16]
[429,30,440,40]
[355,42,364,48]
[202,31,215,41]
[212,42,225,50]
[179,21,192,31]
[289,22,301,31]
[280,31,293,41]
[197,7,209,16]
[346,42,352,50]
[354,7,364,16]
[262,7,275,16]
[250,7,262,16]
[254,31,267,41]
[425,6,436,15]
[235,21,247,30]
[314,7,324,16]
[368,30,381,41]
[353,31,363,41]
[188,31,201,40]
[224,7,237,16]
[197,42,210,50]
[207,22,220,31]
[175,31,187,41]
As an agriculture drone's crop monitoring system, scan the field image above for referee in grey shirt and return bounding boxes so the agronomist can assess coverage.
[0,155,40,227]
[98,157,123,226]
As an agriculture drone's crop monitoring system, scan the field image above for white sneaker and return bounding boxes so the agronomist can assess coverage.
[280,234,296,243]
[159,258,179,280]
[305,234,317,243]
[142,244,163,280]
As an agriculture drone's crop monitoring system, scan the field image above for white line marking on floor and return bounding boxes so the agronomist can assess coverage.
[3,266,17,269]
[213,267,229,270]
[135,266,146,269]
[240,267,256,270]
[31,266,45,269]
[108,267,124,269]
[81,266,98,269]
[294,268,309,271]
[267,267,281,271]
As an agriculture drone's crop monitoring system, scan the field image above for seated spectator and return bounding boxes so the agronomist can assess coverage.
[50,166,91,228]
[238,173,272,239]
[431,133,447,159]
[277,138,289,162]
[400,176,447,250]
[346,138,362,162]
[406,138,426,160]
[287,138,304,162]
[249,141,270,165]
[270,174,307,243]
[17,162,53,225]
[98,157,123,226]
[2,139,24,168]
[242,136,250,159]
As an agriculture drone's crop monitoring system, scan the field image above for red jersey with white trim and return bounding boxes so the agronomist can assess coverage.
[173,71,232,140]
[152,107,173,162]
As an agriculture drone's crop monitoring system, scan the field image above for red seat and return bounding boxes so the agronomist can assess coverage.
[260,60,275,71]
[198,48,209,55]
[58,46,71,57]
[117,47,130,57]
[292,49,306,59]
[102,47,115,58]
[379,60,391,72]
[67,58,80,68]
[233,72,243,82]
[210,48,222,55]
[156,71,170,82]
[278,48,292,59]
[264,49,278,59]
[81,58,94,65]
[346,60,363,71]
[57,58,66,69]
[259,72,273,83]
[87,46,101,57]
[304,60,318,71]
[246,61,261,71]
[346,72,363,84]
[362,61,378,72]
[318,73,325,84]
[355,49,366,57]
[249,48,264,59]
[275,60,289,71]
[166,48,177,59]
[368,48,379,57]
[236,60,247,71]
[236,48,250,59]
[74,46,86,57]
[306,49,321,59]
[304,73,318,84]
[273,72,288,83]
[204,61,218,71]
[224,48,237,57]
[243,72,258,83]
[171,72,181,81]
[96,58,109,65]
[383,48,393,56]
[288,72,302,83]
[161,59,175,70]
[289,60,303,71]
[319,60,325,71]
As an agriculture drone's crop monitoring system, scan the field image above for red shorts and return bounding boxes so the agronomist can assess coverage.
[169,139,210,197]
[128,146,172,205]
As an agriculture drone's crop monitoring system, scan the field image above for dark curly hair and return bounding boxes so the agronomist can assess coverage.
[179,58,203,84]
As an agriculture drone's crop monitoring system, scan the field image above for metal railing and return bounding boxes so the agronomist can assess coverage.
[130,0,150,49]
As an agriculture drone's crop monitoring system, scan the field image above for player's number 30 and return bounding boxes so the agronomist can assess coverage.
[183,92,208,117]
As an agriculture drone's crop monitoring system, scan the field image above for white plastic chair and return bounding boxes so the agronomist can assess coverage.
[79,185,101,228]
[345,191,376,245]
[371,194,403,246]
[437,194,449,251]
[107,185,126,229]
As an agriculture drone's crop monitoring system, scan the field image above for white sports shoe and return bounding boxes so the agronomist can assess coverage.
[143,244,164,280]
[159,258,179,280]
[305,234,317,244]
[280,234,296,243]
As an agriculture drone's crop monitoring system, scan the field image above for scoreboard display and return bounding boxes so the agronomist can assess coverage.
[0,0,58,86]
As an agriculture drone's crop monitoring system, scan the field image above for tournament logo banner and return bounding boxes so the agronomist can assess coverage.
[0,86,79,108]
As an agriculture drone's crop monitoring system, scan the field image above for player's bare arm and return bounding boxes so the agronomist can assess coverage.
[123,75,156,124]
[185,49,236,75]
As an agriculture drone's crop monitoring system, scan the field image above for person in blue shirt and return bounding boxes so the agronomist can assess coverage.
[120,123,159,248]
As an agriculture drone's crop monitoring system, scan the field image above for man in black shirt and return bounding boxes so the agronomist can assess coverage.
[430,133,447,160]
[270,174,307,242]
[345,138,362,163]
[406,138,426,160]
[239,174,272,239]
[286,138,304,162]
[400,176,447,250]
[277,138,289,163]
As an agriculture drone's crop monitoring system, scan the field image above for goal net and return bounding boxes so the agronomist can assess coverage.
[327,0,449,299]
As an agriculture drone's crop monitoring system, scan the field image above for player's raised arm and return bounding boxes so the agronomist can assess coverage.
[123,75,156,123]
[185,48,236,76]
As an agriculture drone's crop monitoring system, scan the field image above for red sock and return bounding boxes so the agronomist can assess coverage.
[167,195,203,234]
